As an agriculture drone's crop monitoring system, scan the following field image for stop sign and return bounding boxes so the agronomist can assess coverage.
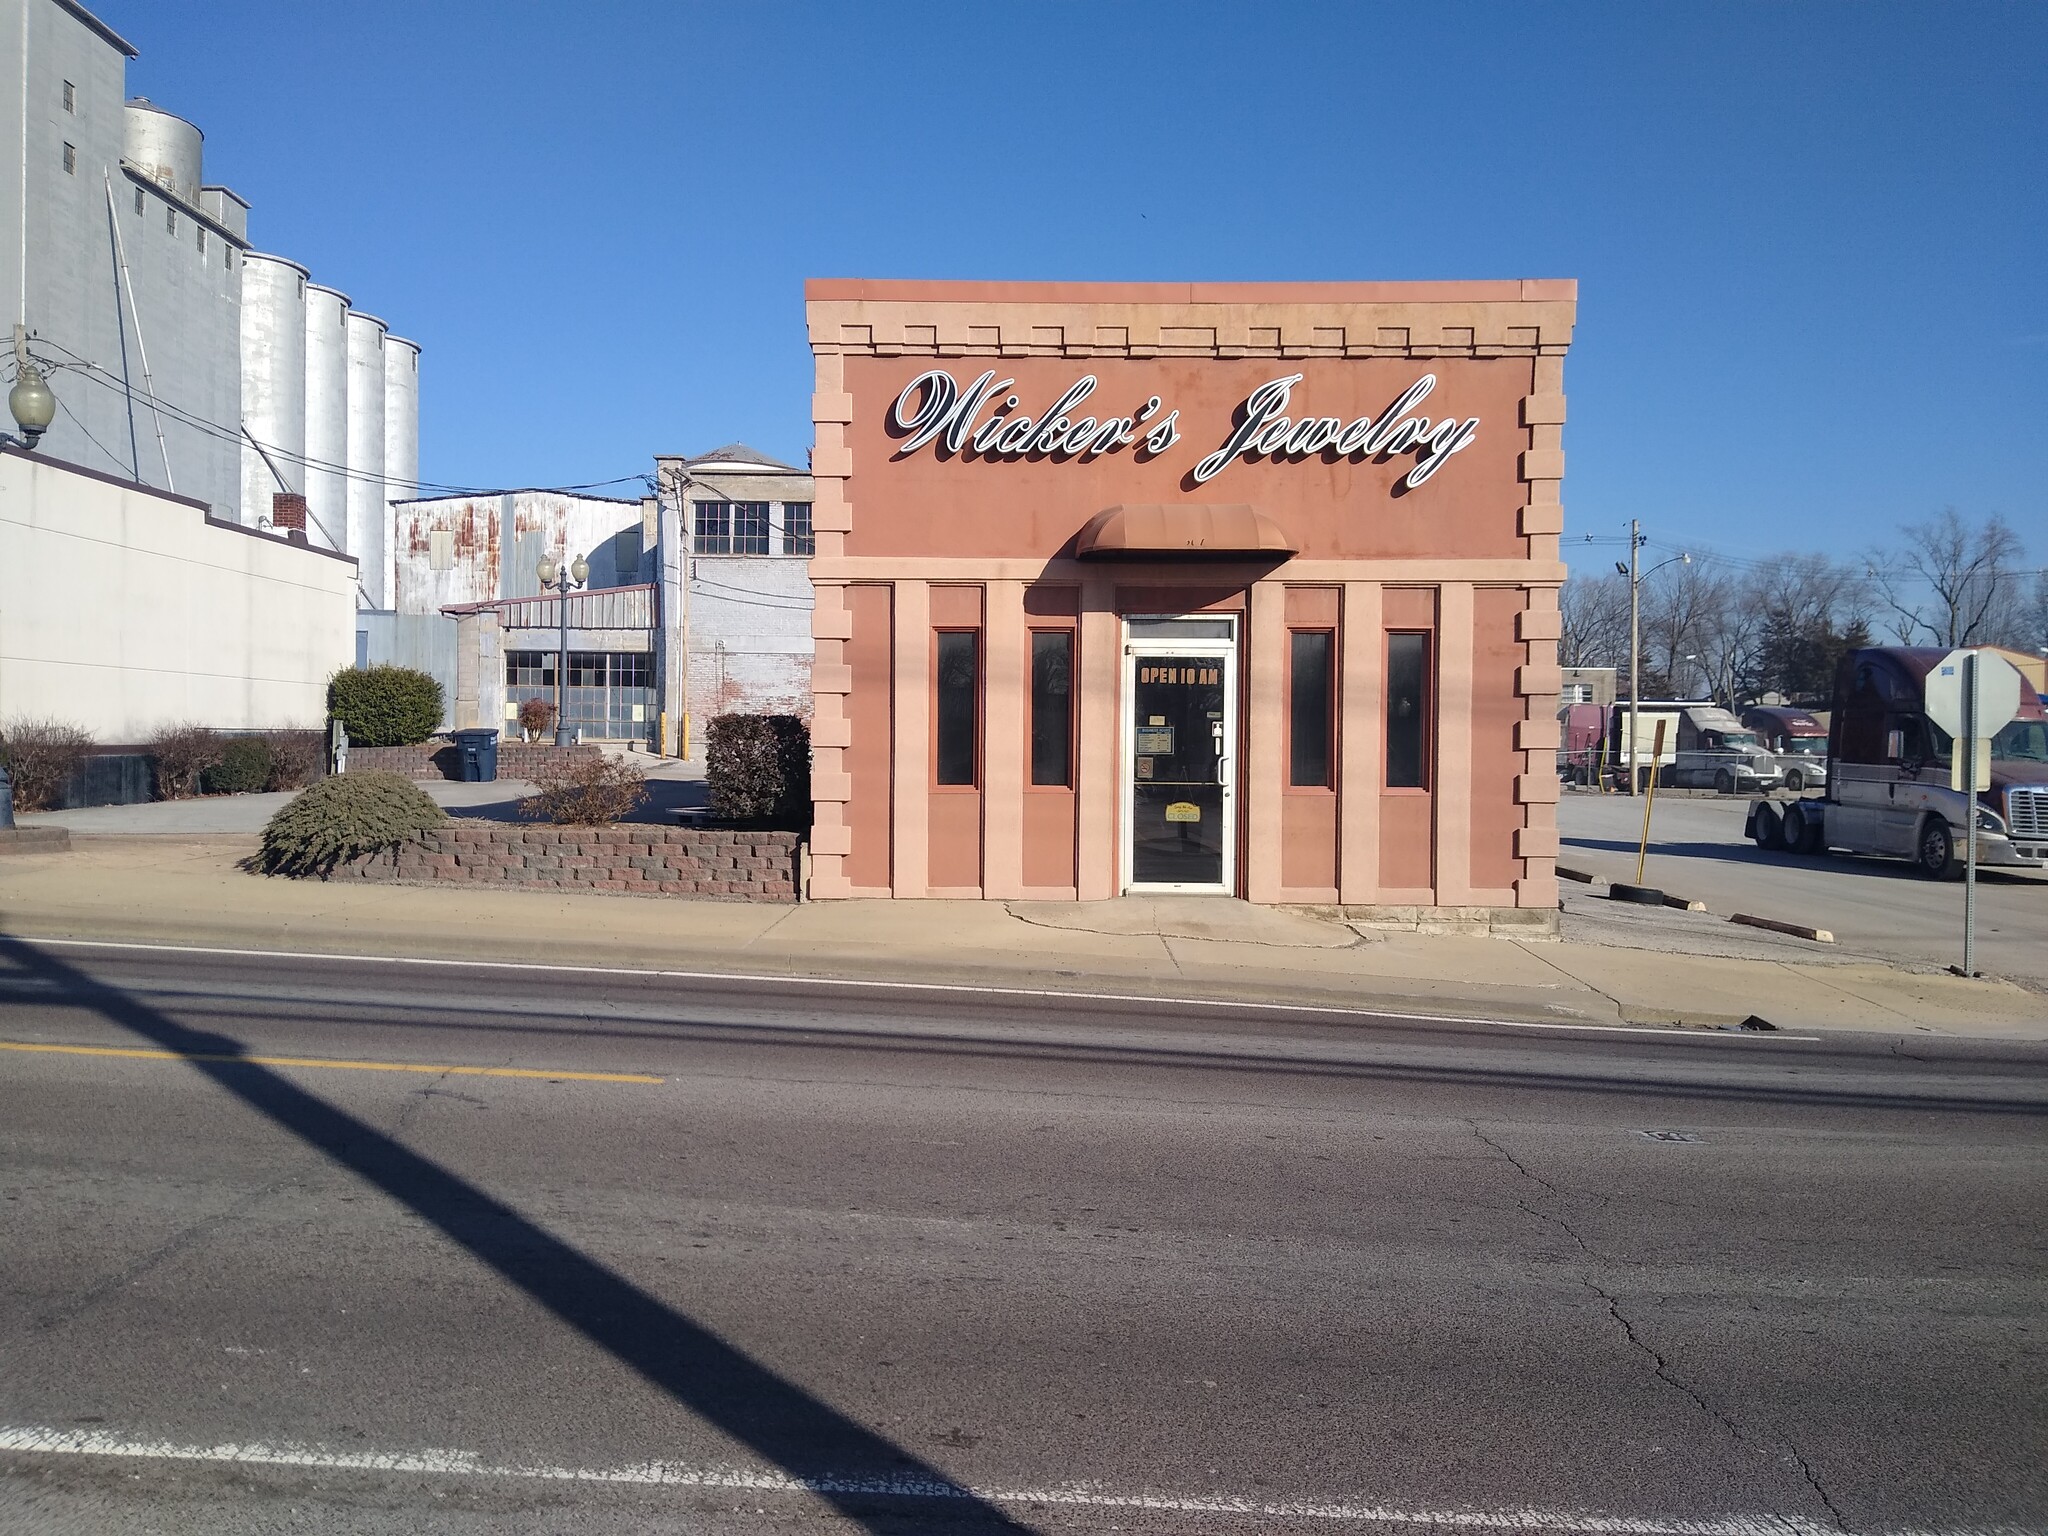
[1924,649,2023,741]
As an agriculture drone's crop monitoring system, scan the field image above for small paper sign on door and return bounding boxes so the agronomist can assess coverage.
[1135,727,1174,754]
[1165,801,1201,823]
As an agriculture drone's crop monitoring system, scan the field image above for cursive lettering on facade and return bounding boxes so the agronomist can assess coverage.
[1190,374,1479,489]
[888,369,1476,489]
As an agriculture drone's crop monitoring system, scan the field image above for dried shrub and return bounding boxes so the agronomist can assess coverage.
[0,717,95,812]
[257,770,446,877]
[202,736,274,795]
[262,729,326,791]
[326,665,443,748]
[705,713,810,828]
[147,723,223,800]
[517,696,557,742]
[519,753,648,826]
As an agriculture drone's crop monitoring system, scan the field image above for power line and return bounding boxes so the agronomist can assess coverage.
[23,338,650,501]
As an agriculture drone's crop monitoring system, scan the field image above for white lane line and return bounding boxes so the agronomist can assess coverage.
[9,936,1814,1044]
[1493,1020,1822,1042]
[0,1424,2011,1535]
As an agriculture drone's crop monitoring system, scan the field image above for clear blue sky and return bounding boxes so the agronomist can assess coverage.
[107,1,2044,568]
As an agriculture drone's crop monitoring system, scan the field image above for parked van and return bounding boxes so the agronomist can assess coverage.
[1741,705,1829,793]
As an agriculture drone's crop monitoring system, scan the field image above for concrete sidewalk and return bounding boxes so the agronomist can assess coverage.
[2,834,2043,1040]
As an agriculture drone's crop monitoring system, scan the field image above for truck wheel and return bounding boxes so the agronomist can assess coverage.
[1782,806,1817,855]
[1750,803,1784,850]
[1916,819,1962,881]
[1715,769,1736,795]
[1784,768,1805,794]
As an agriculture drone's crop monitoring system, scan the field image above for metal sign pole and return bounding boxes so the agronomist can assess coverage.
[1962,649,1977,976]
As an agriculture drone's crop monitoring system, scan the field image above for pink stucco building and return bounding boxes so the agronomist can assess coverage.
[802,279,1575,918]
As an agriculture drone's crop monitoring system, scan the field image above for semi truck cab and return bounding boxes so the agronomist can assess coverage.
[1751,647,2048,879]
[1741,705,1829,793]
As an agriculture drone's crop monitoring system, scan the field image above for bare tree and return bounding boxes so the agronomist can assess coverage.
[1641,557,1730,698]
[1867,509,2026,647]
[1557,571,1630,670]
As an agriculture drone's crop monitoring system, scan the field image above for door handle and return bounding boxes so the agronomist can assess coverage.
[1216,755,1232,789]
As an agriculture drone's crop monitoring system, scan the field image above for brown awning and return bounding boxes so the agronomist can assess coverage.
[1074,504,1297,560]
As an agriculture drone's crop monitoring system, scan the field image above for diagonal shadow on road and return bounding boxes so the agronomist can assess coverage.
[0,937,1036,1534]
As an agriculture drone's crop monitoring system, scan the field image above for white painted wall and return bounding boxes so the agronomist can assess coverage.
[0,448,356,740]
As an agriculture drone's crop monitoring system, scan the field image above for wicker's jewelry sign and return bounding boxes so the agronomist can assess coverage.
[889,369,1479,490]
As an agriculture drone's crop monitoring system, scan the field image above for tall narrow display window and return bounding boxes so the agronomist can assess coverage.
[1386,632,1431,789]
[935,630,980,787]
[1288,631,1334,788]
[1030,631,1074,787]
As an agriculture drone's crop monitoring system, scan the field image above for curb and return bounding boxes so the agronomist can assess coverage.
[1730,912,1836,944]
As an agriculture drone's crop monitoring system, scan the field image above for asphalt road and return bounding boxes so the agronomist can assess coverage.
[1,940,2043,1535]
[1558,790,2048,983]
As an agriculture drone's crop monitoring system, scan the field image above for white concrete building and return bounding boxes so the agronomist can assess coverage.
[655,443,816,753]
[0,444,356,739]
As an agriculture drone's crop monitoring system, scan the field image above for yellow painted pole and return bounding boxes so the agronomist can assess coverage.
[1635,719,1667,884]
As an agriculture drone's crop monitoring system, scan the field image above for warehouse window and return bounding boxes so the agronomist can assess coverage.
[1288,630,1334,788]
[134,185,144,215]
[197,226,207,255]
[692,500,730,554]
[1030,630,1073,787]
[732,501,770,555]
[165,206,175,235]
[1386,632,1431,789]
[781,501,813,556]
[935,630,981,787]
[62,81,75,112]
[62,143,75,174]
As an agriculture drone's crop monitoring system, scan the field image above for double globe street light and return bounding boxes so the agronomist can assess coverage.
[535,552,590,747]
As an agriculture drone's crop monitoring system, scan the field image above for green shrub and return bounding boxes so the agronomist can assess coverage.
[327,665,443,748]
[0,717,94,811]
[147,723,223,799]
[705,713,811,828]
[519,753,648,826]
[202,736,274,795]
[257,771,447,877]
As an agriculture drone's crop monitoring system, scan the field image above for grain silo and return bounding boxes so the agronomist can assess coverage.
[378,335,422,609]
[237,253,309,525]
[302,283,350,552]
[344,310,388,593]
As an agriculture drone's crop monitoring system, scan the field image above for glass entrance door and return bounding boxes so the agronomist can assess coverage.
[1123,621,1236,892]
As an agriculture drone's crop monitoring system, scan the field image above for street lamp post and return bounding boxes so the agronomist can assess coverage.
[535,552,590,747]
[1614,523,1690,795]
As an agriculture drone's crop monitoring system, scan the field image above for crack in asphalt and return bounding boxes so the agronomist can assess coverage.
[1471,1122,1851,1531]
[1779,1428,1854,1534]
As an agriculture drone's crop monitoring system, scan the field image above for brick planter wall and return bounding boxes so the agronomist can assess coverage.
[345,743,603,781]
[327,824,800,901]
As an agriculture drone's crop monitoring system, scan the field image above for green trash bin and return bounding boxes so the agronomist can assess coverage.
[451,728,500,783]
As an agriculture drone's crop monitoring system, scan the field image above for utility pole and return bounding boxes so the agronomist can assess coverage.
[1628,519,1642,797]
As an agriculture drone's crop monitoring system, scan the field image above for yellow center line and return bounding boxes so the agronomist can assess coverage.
[0,1040,662,1084]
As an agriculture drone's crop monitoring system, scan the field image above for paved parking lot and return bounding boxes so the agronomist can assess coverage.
[1559,789,2048,984]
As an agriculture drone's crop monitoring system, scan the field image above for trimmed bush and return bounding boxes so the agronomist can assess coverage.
[0,717,95,811]
[517,696,557,743]
[257,771,447,877]
[148,723,224,800]
[520,753,648,826]
[262,729,326,791]
[327,665,443,748]
[202,735,274,795]
[706,713,811,828]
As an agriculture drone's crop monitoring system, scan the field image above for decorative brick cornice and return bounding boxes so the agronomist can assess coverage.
[805,281,1576,362]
